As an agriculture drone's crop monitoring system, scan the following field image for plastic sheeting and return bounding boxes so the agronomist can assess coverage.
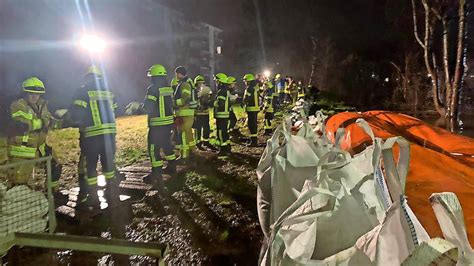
[325,111,474,244]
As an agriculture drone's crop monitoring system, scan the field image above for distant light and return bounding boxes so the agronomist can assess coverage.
[79,34,106,53]
[216,46,222,54]
[427,73,432,78]
[263,70,271,78]
[371,73,376,78]
[384,77,389,82]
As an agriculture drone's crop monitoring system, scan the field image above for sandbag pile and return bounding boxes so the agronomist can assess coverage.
[0,184,48,237]
[257,111,474,265]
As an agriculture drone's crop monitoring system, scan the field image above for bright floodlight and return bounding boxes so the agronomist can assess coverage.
[79,34,106,53]
[263,70,271,78]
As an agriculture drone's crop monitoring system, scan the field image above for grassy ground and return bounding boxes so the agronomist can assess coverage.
[47,115,149,189]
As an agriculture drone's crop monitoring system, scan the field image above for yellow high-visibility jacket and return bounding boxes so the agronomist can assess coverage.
[8,98,52,158]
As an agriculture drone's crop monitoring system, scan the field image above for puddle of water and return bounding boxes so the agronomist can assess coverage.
[119,195,131,201]
[97,175,107,187]
[100,202,109,210]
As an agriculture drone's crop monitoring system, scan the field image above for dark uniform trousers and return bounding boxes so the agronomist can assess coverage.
[195,114,210,142]
[247,111,258,139]
[148,124,175,170]
[264,112,274,134]
[78,133,116,200]
[216,118,230,152]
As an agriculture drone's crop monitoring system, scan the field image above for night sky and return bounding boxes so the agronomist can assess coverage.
[1,0,472,110]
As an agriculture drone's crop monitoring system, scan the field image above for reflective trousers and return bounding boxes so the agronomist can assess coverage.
[247,111,258,139]
[216,118,230,148]
[148,125,176,170]
[264,112,274,133]
[194,114,210,143]
[79,133,116,187]
[175,115,195,159]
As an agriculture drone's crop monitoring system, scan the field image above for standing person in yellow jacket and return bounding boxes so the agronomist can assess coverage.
[8,77,61,188]
[69,66,118,207]
[243,73,261,147]
[263,81,277,135]
[214,73,231,159]
[194,75,215,151]
[143,64,176,185]
[173,66,195,162]
[297,80,305,100]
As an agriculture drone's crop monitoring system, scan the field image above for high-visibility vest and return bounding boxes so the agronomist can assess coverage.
[174,78,195,117]
[72,79,117,138]
[244,82,260,112]
[177,77,197,109]
[214,84,230,119]
[8,98,51,158]
[264,88,278,113]
[144,84,174,127]
[298,85,305,98]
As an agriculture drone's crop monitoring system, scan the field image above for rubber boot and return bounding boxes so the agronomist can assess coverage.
[217,145,231,160]
[163,161,177,176]
[246,137,258,147]
[148,168,164,189]
[196,142,206,151]
[203,141,218,152]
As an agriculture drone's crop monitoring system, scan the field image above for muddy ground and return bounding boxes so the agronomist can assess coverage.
[6,133,267,265]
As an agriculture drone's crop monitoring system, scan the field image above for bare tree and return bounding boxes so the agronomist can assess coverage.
[308,37,334,89]
[308,36,318,87]
[412,0,468,130]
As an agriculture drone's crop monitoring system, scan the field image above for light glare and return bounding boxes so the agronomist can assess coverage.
[263,70,271,78]
[79,34,106,53]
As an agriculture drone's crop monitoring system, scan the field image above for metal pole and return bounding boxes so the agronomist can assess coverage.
[209,25,216,91]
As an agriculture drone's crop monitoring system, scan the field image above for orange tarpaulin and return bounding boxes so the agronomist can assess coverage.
[325,111,474,244]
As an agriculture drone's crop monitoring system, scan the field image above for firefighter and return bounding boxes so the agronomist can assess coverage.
[297,80,305,100]
[173,66,195,162]
[275,74,285,113]
[243,73,260,147]
[263,81,277,135]
[214,73,231,159]
[227,76,242,139]
[70,66,118,207]
[8,77,61,188]
[284,76,292,105]
[194,75,215,151]
[143,64,176,185]
[289,77,299,105]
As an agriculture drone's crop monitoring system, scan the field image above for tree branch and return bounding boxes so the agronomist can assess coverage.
[412,0,425,48]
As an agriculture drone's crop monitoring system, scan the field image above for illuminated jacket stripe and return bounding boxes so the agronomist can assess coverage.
[74,100,88,108]
[9,145,37,158]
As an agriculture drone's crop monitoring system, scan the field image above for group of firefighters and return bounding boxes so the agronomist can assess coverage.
[0,64,307,210]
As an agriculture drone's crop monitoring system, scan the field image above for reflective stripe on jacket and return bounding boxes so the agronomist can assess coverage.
[144,84,174,127]
[71,79,117,138]
[174,77,195,117]
[244,81,260,112]
[8,98,51,158]
[214,84,230,119]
